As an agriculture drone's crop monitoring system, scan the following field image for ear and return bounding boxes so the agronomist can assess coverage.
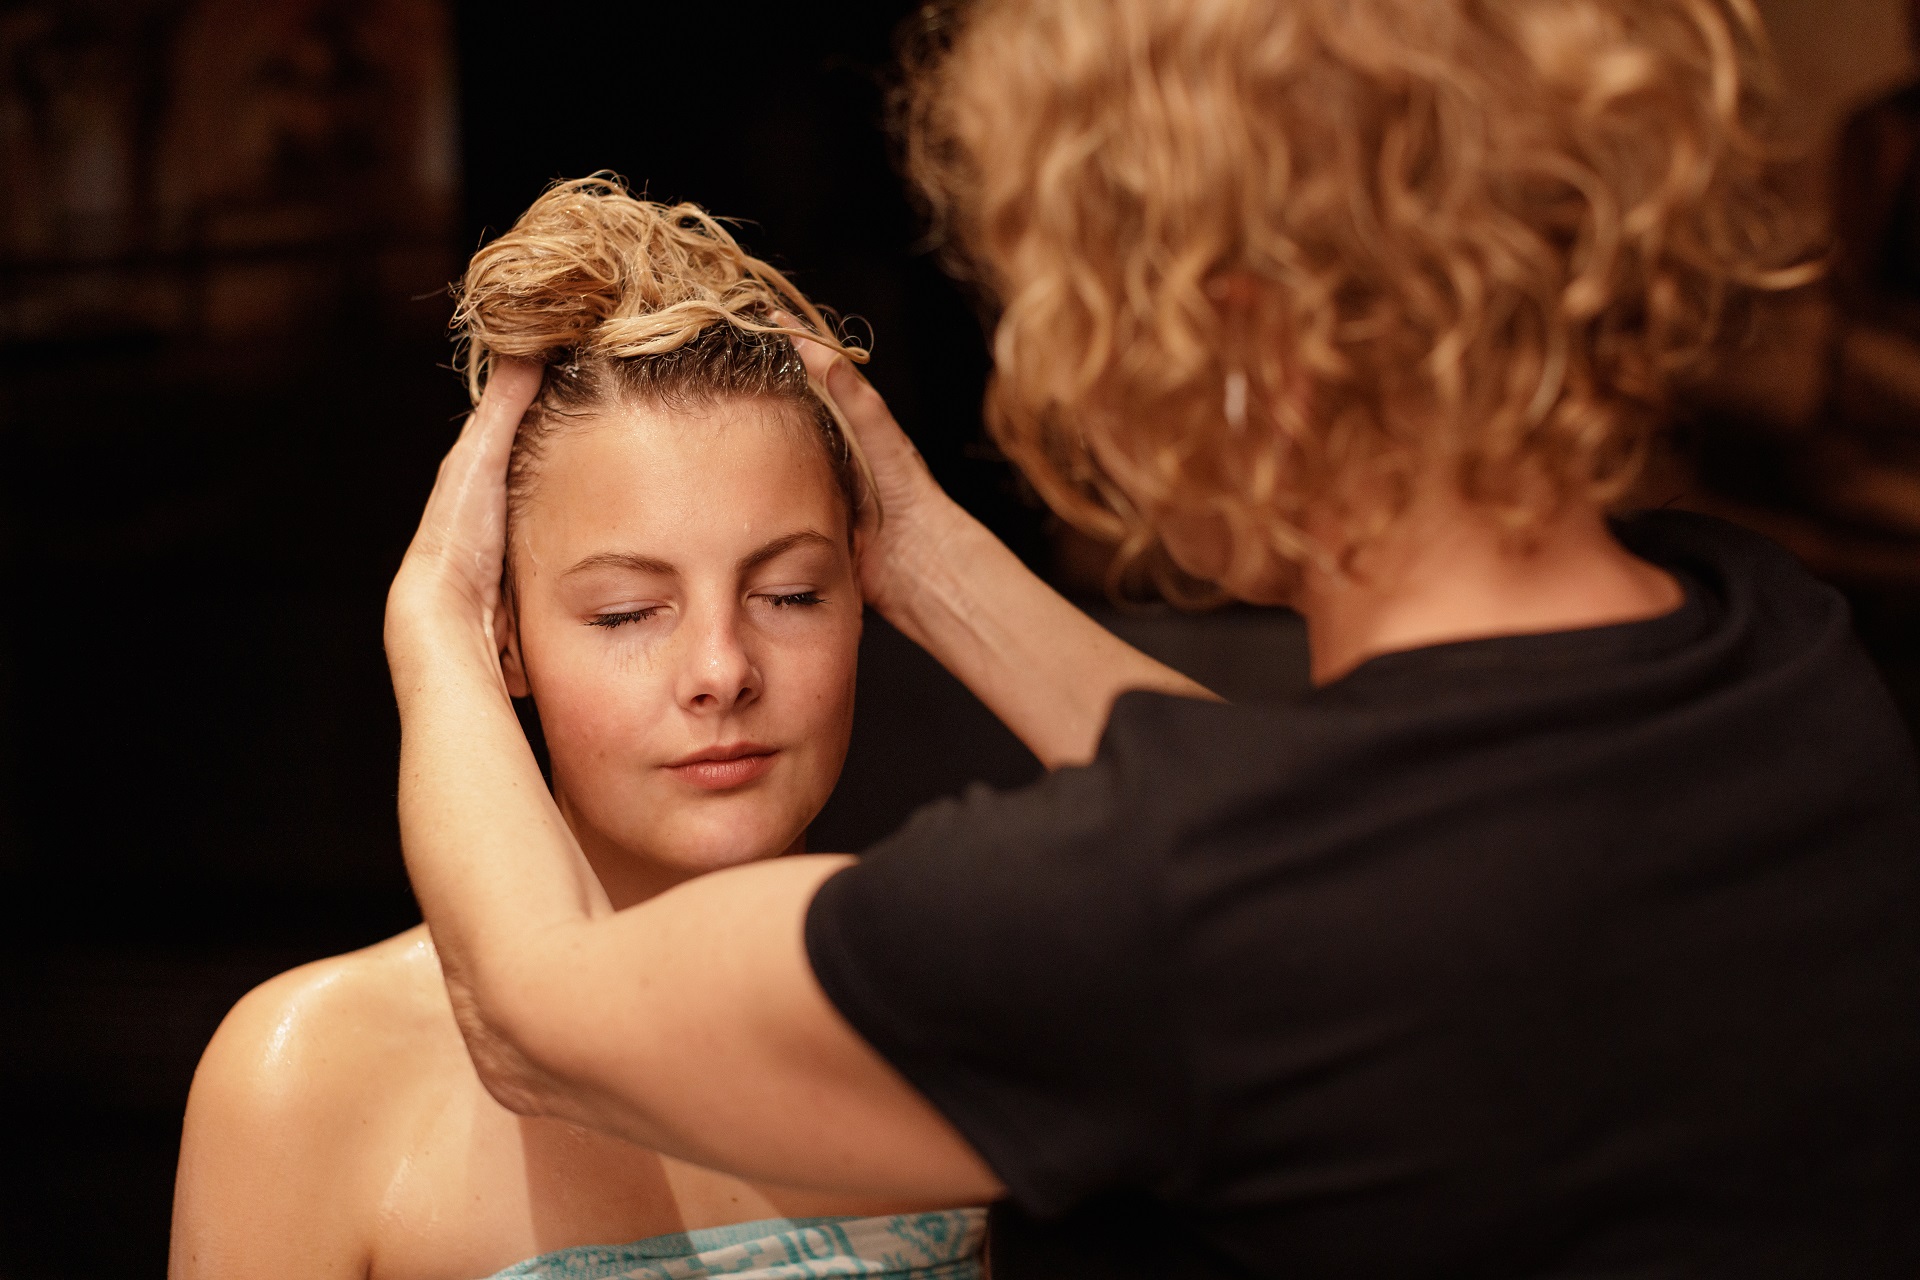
[497,593,531,698]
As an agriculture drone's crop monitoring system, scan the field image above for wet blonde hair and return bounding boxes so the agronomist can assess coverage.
[453,175,872,556]
[901,0,1817,592]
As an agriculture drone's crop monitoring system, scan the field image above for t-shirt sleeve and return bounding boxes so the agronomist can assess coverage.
[804,703,1189,1218]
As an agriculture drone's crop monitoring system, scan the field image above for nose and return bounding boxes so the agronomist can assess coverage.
[673,599,761,714]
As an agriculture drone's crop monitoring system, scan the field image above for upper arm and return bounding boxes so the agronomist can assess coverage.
[170,968,379,1280]
[481,853,1006,1206]
[457,701,1185,1212]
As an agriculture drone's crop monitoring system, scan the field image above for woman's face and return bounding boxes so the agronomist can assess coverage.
[501,396,859,898]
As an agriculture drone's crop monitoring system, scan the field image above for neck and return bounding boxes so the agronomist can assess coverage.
[1296,494,1682,686]
[548,790,687,911]
[553,788,808,912]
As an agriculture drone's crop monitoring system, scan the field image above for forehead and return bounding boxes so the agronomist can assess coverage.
[518,396,847,559]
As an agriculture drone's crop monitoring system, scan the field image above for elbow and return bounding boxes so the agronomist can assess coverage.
[467,1029,555,1118]
[445,977,568,1119]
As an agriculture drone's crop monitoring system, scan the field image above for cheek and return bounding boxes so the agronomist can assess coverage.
[1158,510,1234,584]
[762,615,861,748]
[523,632,673,766]
[1157,510,1300,607]
[539,682,643,761]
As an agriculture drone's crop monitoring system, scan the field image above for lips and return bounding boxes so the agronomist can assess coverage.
[663,743,777,791]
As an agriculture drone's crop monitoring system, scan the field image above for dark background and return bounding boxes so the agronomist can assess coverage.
[1,1,1916,1275]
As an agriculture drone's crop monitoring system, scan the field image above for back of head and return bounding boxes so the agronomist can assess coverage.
[452,176,868,532]
[900,0,1817,587]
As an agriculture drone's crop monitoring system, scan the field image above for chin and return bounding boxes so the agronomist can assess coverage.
[640,806,807,875]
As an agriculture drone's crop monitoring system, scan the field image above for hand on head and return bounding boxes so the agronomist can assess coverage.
[386,358,544,669]
[778,312,957,616]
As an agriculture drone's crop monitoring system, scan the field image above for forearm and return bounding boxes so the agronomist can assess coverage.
[881,499,1215,769]
[389,602,609,1096]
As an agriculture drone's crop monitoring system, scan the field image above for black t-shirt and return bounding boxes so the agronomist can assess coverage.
[805,511,1920,1279]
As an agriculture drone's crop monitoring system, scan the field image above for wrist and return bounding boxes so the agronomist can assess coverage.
[868,494,1003,641]
[386,569,505,693]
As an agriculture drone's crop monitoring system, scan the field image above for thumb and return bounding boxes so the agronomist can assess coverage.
[822,355,888,429]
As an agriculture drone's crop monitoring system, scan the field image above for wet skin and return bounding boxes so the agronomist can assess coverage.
[170,395,904,1280]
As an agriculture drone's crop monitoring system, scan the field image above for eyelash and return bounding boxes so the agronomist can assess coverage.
[589,607,661,629]
[586,593,825,630]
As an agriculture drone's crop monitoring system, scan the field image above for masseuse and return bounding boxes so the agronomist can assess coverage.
[385,1,1920,1276]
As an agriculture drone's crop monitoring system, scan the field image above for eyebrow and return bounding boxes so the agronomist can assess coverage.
[561,551,676,579]
[561,530,837,581]
[738,530,837,573]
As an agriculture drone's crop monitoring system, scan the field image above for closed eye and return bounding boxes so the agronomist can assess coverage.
[764,591,824,608]
[588,607,663,628]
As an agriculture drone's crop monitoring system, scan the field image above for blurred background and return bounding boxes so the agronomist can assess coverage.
[0,1,1915,1274]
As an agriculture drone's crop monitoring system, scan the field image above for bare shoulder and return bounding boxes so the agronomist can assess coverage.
[171,926,465,1278]
[189,924,461,1127]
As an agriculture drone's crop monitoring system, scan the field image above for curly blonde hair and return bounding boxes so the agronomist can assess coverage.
[900,0,1817,592]
[452,175,872,554]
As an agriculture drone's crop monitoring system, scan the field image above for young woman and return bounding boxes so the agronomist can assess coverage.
[169,180,988,1280]
[380,2,1920,1277]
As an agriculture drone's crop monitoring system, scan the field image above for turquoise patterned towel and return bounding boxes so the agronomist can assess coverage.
[482,1209,987,1280]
